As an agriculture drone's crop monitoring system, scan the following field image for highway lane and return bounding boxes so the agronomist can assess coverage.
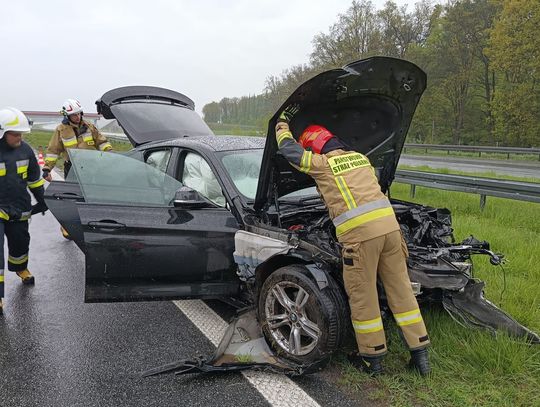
[399,154,540,179]
[0,209,362,406]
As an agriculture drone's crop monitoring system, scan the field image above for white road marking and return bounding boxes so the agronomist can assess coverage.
[174,300,321,407]
[52,166,321,407]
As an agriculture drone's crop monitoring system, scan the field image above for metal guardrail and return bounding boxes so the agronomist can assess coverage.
[403,143,540,160]
[101,132,130,143]
[394,169,540,209]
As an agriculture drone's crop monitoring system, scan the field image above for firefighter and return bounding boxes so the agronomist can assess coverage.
[0,108,48,314]
[275,105,431,376]
[42,99,112,238]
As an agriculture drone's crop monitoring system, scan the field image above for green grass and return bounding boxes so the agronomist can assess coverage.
[206,122,264,136]
[403,147,540,163]
[335,177,540,406]
[24,131,132,153]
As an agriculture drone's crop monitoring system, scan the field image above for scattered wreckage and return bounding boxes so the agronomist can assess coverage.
[44,57,539,377]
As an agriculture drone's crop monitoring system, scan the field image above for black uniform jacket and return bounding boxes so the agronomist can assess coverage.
[0,138,45,221]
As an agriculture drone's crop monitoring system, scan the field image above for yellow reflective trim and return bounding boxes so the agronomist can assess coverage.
[28,178,45,189]
[352,317,383,333]
[277,131,293,147]
[99,142,112,151]
[0,210,9,220]
[17,165,28,174]
[328,153,370,176]
[0,276,4,282]
[0,169,5,176]
[8,255,28,265]
[336,206,395,236]
[394,308,423,326]
[394,309,421,319]
[335,176,357,210]
[6,116,19,126]
[396,317,423,327]
[299,151,312,173]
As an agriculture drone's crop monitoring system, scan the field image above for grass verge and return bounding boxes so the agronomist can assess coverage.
[333,177,540,406]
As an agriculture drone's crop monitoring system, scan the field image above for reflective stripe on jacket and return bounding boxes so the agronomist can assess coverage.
[0,139,45,220]
[44,119,112,170]
[275,122,399,243]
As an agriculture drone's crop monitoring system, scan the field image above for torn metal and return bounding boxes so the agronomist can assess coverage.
[142,309,317,377]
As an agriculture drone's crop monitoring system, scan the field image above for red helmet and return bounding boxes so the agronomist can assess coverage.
[299,125,334,154]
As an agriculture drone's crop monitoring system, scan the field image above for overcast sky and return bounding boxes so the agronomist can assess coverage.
[2,0,415,114]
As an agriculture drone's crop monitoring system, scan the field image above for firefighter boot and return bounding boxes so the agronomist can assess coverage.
[16,269,35,285]
[60,226,72,240]
[409,348,431,376]
[348,352,384,376]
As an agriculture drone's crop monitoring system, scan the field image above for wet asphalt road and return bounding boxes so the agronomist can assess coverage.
[0,210,362,407]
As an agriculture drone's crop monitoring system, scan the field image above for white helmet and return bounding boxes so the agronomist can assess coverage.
[0,107,31,139]
[61,98,83,116]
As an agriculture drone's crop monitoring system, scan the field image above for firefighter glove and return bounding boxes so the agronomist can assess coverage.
[278,103,300,123]
[31,201,48,216]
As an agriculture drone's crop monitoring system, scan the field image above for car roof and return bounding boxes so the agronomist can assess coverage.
[139,135,266,152]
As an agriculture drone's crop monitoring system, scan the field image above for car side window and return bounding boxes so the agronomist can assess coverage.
[145,149,171,173]
[68,149,182,206]
[182,152,225,207]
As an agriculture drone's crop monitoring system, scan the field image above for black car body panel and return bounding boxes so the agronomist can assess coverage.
[255,56,426,211]
[96,86,214,146]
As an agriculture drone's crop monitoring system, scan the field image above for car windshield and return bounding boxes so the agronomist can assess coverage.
[220,149,263,200]
[219,149,321,203]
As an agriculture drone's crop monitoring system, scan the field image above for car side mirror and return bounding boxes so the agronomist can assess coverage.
[173,186,209,208]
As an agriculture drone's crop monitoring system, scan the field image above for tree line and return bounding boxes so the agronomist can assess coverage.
[202,0,539,147]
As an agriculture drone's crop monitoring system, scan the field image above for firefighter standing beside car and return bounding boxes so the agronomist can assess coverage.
[42,99,112,238]
[275,105,431,376]
[0,108,48,314]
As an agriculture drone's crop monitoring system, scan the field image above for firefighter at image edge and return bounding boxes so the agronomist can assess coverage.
[0,108,48,314]
[42,98,113,239]
[275,104,431,376]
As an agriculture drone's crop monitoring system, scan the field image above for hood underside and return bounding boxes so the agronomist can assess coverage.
[254,57,426,212]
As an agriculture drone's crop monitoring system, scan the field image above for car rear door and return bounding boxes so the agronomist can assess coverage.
[67,149,240,303]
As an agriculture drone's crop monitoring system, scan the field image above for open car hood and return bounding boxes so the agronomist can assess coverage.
[95,86,214,146]
[254,57,426,212]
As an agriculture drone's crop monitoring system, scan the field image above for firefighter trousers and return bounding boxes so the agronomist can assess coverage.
[342,230,430,356]
[0,219,30,298]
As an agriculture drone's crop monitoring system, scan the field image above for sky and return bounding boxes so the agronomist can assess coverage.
[2,0,416,114]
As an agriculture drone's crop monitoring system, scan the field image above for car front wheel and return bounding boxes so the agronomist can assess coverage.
[258,265,344,365]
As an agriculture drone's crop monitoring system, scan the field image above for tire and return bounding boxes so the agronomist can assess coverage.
[258,265,344,365]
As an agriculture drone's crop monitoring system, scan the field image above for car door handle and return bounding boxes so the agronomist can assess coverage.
[88,220,126,230]
[53,192,83,200]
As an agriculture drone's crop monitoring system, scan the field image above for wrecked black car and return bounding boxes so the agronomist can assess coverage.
[44,57,539,374]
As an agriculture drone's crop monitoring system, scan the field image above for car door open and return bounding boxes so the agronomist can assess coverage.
[67,149,240,302]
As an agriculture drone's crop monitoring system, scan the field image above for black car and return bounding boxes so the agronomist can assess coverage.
[45,57,539,366]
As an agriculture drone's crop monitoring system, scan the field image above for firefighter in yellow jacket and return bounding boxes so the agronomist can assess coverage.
[276,105,431,376]
[42,98,112,181]
[42,99,112,238]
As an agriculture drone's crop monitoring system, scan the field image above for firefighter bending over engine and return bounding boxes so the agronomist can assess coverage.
[275,104,431,376]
